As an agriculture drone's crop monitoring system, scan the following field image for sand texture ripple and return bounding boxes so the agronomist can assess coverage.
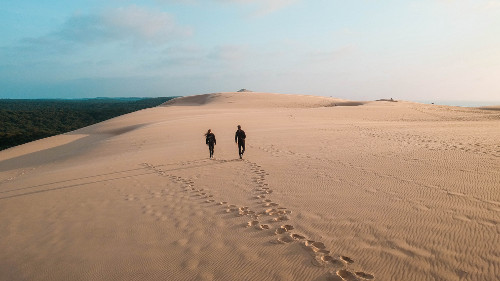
[1,92,499,281]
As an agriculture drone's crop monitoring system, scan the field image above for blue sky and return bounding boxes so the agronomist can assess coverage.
[1,0,499,102]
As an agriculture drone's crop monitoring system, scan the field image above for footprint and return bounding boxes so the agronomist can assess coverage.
[340,256,354,264]
[277,235,294,244]
[271,215,289,222]
[246,220,259,227]
[265,209,276,214]
[291,233,305,240]
[319,256,344,268]
[272,210,287,216]
[326,272,344,281]
[321,255,335,262]
[305,240,316,247]
[337,269,357,281]
[275,228,287,235]
[264,202,279,207]
[304,240,328,253]
[312,242,326,249]
[308,242,330,254]
[355,271,375,280]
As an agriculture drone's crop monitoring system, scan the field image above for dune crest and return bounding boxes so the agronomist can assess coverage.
[163,92,367,108]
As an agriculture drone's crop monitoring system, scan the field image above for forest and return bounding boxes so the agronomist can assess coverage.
[0,97,176,151]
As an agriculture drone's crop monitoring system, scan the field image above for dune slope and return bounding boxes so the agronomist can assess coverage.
[1,92,499,281]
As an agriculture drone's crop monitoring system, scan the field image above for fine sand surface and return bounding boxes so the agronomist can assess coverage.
[1,92,499,281]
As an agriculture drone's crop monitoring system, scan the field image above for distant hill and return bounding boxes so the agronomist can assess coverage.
[0,97,177,151]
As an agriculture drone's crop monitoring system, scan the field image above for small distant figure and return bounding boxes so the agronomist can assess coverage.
[205,129,216,159]
[235,125,246,159]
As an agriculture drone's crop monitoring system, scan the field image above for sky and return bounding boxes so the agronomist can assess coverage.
[1,0,499,102]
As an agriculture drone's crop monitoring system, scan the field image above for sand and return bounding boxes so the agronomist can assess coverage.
[0,92,499,281]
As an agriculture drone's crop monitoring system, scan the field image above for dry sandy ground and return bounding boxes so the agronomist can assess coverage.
[0,92,499,281]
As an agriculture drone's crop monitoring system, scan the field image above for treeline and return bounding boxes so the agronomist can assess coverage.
[0,97,176,151]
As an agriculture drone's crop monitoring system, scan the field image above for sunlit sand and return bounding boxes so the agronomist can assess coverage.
[1,92,499,281]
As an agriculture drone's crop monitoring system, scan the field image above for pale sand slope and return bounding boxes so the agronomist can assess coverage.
[0,92,499,281]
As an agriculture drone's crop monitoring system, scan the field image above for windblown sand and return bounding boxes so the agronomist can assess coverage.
[1,92,499,281]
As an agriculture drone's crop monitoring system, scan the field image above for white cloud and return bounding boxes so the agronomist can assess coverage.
[0,5,193,81]
[6,5,191,54]
[55,6,191,45]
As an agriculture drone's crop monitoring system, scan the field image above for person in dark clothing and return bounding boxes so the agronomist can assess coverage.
[205,129,216,159]
[235,125,246,159]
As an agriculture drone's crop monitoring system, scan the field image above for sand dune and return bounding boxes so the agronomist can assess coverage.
[478,105,500,111]
[1,92,499,281]
[164,92,367,108]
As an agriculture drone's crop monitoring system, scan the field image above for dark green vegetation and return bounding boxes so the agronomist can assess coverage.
[0,97,177,151]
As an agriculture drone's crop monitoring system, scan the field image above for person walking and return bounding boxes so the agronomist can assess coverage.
[235,125,246,159]
[205,129,216,159]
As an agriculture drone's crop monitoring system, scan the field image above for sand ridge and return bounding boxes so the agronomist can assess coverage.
[0,92,499,281]
[163,92,368,108]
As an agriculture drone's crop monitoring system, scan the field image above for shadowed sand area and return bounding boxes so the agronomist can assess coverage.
[1,92,499,281]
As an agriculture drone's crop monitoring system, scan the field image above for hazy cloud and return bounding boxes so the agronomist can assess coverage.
[218,0,297,14]
[485,0,500,8]
[156,0,297,15]
[208,45,249,61]
[56,6,191,44]
[308,45,357,63]
[0,5,193,84]
[8,5,191,56]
